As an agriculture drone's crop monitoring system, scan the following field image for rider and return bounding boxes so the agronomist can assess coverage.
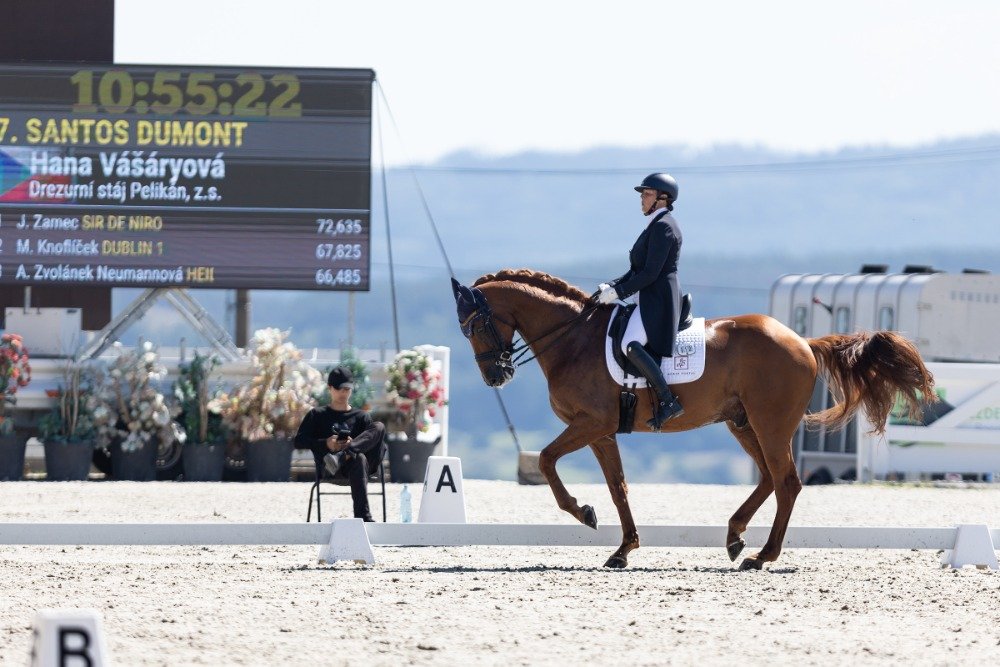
[595,172,684,430]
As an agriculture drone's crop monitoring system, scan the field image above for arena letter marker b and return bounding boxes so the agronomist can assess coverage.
[31,608,110,667]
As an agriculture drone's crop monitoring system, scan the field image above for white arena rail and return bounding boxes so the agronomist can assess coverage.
[0,523,996,551]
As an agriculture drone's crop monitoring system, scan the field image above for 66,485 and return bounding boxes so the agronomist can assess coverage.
[315,268,362,286]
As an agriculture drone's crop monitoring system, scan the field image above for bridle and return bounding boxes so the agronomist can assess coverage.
[459,286,599,374]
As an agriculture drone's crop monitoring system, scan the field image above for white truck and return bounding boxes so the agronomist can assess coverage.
[770,265,1000,482]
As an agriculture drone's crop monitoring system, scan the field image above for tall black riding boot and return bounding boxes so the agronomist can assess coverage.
[625,342,684,431]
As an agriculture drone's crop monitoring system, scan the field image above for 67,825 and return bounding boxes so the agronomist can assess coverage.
[315,268,362,286]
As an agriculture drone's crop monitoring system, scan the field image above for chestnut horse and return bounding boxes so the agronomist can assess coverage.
[451,269,935,570]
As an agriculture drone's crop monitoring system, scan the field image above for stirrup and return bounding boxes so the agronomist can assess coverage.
[647,398,684,431]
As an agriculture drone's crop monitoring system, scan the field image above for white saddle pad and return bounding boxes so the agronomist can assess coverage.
[605,308,706,387]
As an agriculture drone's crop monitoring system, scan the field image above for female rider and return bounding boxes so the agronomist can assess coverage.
[596,173,685,430]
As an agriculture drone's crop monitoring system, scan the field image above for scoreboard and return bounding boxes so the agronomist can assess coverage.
[0,64,374,290]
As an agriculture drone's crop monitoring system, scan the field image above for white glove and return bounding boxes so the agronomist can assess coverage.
[597,282,611,292]
[597,285,619,305]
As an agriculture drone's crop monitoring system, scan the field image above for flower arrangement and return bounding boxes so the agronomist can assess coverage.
[38,360,97,444]
[88,341,183,452]
[385,348,447,437]
[209,328,325,441]
[174,352,225,444]
[0,333,32,435]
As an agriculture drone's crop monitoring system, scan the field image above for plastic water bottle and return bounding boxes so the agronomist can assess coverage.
[400,484,412,523]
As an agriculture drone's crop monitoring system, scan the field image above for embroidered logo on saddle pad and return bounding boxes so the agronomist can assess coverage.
[604,309,707,386]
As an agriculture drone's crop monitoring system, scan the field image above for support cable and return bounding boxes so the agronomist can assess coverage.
[374,81,522,452]
[375,93,401,351]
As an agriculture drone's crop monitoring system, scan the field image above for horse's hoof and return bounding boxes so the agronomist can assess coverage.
[738,557,763,571]
[726,539,746,562]
[582,505,598,530]
[604,555,628,569]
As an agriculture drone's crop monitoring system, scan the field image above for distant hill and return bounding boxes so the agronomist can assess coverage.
[112,136,1000,483]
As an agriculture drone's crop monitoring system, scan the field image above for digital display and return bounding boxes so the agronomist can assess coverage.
[0,64,374,290]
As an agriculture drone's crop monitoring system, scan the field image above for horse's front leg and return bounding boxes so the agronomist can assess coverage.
[537,419,608,530]
[590,436,639,569]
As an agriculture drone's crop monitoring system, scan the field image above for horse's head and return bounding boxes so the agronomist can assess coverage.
[451,277,516,387]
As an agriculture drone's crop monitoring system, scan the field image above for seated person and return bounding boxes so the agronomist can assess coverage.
[295,366,386,522]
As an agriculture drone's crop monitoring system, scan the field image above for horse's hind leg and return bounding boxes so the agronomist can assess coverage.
[538,418,608,530]
[590,436,639,569]
[724,420,774,562]
[739,425,802,571]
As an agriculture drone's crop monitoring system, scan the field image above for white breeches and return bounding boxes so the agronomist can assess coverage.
[620,294,648,355]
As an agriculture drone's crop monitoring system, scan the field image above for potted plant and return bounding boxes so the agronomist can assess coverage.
[384,348,447,482]
[89,341,184,481]
[210,328,324,482]
[0,333,32,480]
[174,351,228,481]
[38,360,98,481]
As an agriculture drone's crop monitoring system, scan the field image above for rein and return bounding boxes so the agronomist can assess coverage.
[504,303,599,367]
[463,297,599,369]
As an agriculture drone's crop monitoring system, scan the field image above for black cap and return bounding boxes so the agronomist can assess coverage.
[327,366,354,389]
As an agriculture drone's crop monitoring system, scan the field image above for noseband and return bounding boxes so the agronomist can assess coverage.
[460,301,516,374]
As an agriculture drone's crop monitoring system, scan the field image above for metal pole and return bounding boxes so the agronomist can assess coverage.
[235,289,250,348]
[347,292,355,349]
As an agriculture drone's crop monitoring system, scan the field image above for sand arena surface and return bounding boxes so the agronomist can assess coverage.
[1,480,998,665]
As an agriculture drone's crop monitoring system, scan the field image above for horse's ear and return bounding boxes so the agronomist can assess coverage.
[452,279,478,321]
[471,287,487,307]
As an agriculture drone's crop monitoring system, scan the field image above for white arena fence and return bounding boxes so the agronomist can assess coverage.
[1,522,997,552]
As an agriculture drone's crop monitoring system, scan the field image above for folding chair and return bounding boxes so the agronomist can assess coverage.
[306,449,387,522]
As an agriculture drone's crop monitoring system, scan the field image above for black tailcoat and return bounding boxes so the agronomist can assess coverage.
[611,210,682,357]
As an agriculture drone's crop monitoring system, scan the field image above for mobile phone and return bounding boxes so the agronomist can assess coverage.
[336,428,351,441]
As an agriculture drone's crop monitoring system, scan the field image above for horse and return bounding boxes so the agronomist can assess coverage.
[451,269,936,571]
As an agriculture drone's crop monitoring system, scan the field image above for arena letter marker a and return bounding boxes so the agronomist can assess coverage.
[418,456,467,523]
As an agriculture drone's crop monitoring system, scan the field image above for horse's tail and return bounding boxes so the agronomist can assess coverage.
[805,331,936,435]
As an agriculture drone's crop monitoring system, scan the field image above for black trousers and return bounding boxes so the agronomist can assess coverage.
[314,422,386,519]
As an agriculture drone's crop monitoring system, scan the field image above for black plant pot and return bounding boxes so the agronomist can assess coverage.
[43,440,94,481]
[182,442,226,481]
[244,438,293,482]
[387,435,439,483]
[0,432,26,481]
[110,438,157,481]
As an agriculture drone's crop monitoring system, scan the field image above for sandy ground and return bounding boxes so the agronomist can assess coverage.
[1,479,998,666]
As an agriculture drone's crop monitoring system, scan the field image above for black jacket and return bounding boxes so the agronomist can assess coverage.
[611,210,682,357]
[294,405,384,475]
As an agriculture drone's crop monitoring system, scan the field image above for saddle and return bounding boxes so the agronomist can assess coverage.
[608,293,694,378]
[608,294,694,434]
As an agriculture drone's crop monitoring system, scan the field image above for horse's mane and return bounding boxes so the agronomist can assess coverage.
[473,269,590,306]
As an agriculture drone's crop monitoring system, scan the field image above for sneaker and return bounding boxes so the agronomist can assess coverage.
[358,514,375,523]
[323,452,343,477]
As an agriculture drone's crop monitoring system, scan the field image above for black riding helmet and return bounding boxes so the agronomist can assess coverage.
[634,173,679,202]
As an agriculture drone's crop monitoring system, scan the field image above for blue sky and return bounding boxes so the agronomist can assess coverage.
[117,1,1000,164]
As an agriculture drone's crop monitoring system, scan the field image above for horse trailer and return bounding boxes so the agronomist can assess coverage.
[770,266,1000,482]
